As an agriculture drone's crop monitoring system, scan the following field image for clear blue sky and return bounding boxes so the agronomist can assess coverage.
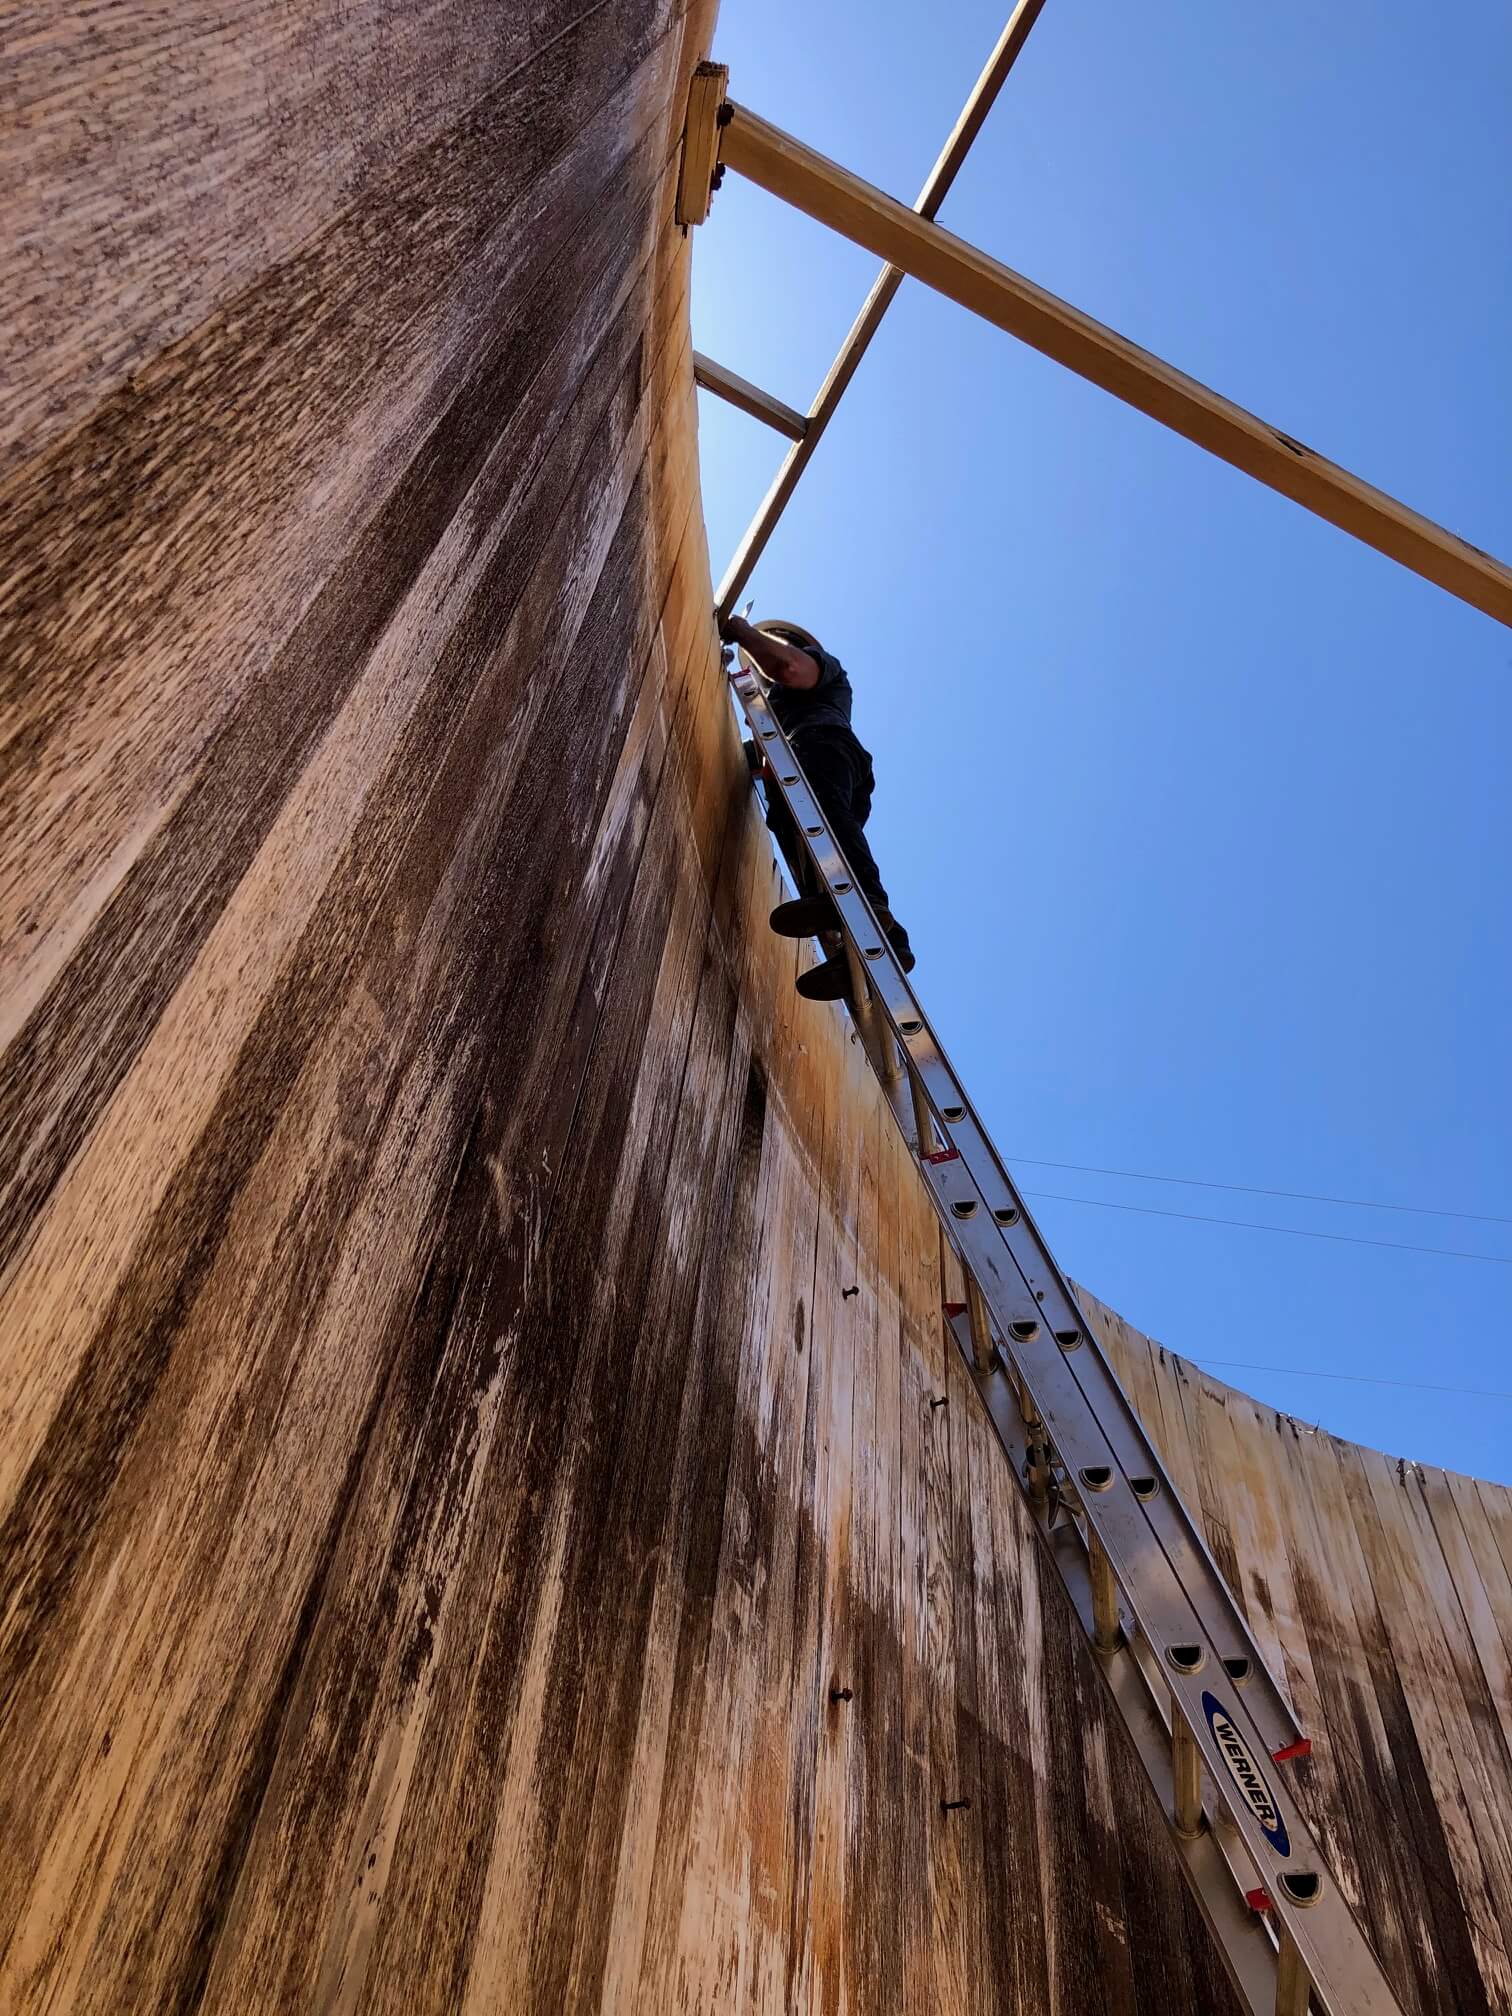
[691,0,1512,1482]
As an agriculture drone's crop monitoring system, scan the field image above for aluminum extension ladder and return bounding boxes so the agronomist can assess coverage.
[729,661,1406,2016]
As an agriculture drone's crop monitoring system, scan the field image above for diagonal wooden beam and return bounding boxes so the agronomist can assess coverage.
[715,101,1512,629]
[693,351,807,440]
[715,0,1050,615]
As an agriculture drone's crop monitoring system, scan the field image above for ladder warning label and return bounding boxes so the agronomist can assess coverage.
[1202,1692,1291,1857]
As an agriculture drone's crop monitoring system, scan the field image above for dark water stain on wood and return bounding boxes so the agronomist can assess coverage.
[3,2,1512,2013]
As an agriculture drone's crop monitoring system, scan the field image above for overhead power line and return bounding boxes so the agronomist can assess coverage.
[1022,1188,1512,1267]
[1008,1155,1512,1228]
[1191,1357,1512,1403]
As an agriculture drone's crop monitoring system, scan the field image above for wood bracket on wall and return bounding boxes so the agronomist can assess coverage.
[675,62,727,227]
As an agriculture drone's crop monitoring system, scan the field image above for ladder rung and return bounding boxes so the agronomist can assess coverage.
[1088,1531,1121,1654]
[964,1275,993,1373]
[1172,1709,1204,1840]
[841,938,876,1038]
[1277,1929,1312,2016]
[906,1060,937,1157]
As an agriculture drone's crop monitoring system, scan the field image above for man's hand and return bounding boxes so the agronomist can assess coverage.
[715,611,820,691]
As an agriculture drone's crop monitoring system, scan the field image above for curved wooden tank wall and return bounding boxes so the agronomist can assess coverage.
[1085,1293,1512,2015]
[2,3,1509,2011]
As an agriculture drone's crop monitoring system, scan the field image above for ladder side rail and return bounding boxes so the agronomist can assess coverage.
[737,668,1294,1721]
[731,668,1405,2016]
[910,1019,1396,2013]
[715,0,1051,615]
[943,1309,1283,2015]
[741,673,914,1109]
[935,1088,1305,1750]
[739,668,1298,1750]
[735,671,1265,1749]
[945,1304,1334,2013]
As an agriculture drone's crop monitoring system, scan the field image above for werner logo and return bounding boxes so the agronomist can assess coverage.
[1201,1691,1290,1857]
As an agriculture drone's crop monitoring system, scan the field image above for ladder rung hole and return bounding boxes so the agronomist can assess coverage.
[941,1103,964,1122]
[950,1200,977,1220]
[1221,1656,1252,1682]
[780,774,798,784]
[1130,1476,1159,1500]
[760,727,777,738]
[832,879,851,892]
[1054,1328,1081,1350]
[863,945,883,959]
[1279,1872,1322,1907]
[1079,1465,1113,1493]
[804,823,822,835]
[1009,1319,1039,1342]
[899,1017,923,1035]
[1166,1644,1205,1675]
[993,1206,1019,1225]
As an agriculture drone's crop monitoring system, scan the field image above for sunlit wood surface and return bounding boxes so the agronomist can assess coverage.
[2,3,1510,2011]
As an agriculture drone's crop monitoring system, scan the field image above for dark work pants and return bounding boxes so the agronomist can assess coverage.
[764,727,912,960]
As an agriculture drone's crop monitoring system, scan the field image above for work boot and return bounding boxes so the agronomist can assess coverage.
[770,895,839,938]
[795,952,850,1001]
[795,926,915,1002]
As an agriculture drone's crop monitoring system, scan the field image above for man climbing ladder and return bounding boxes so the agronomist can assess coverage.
[719,611,915,998]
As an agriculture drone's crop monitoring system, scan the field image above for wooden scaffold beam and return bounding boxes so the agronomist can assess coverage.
[692,91,1512,628]
[716,0,1051,615]
[693,352,808,439]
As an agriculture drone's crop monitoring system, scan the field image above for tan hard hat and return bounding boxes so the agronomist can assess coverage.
[757,618,821,652]
[737,617,821,680]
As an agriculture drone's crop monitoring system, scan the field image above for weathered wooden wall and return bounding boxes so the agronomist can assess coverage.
[1087,1292,1512,2015]
[2,3,1509,2012]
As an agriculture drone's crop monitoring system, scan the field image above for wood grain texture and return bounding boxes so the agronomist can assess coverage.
[1,4,1508,2012]
[1079,1287,1512,2015]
